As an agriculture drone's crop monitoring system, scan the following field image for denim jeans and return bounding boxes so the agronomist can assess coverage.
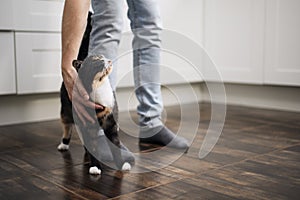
[89,0,163,129]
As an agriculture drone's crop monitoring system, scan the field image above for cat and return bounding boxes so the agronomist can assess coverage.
[57,12,134,175]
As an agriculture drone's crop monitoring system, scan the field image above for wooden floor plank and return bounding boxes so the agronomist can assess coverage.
[0,103,299,199]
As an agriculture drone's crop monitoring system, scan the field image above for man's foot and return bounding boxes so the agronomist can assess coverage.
[139,126,189,150]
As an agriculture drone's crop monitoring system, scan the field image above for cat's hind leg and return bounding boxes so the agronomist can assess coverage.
[103,114,134,171]
[88,153,102,175]
[58,123,73,151]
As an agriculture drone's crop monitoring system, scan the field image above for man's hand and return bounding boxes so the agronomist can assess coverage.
[62,67,103,126]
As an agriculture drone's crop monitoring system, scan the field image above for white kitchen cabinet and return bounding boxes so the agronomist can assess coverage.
[15,32,62,94]
[203,0,265,84]
[12,0,64,32]
[0,0,64,95]
[0,32,16,95]
[264,0,300,86]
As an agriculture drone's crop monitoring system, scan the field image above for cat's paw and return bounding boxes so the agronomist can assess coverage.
[121,162,131,171]
[57,143,69,151]
[89,166,101,175]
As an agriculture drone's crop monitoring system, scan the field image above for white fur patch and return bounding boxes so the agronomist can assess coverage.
[57,143,69,151]
[90,77,114,108]
[121,162,131,171]
[89,166,101,175]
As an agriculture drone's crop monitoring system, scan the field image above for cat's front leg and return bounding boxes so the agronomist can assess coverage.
[103,114,133,171]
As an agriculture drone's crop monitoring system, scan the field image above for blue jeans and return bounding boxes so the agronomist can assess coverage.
[89,0,163,129]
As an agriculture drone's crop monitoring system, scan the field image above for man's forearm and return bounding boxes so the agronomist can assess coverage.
[61,0,90,73]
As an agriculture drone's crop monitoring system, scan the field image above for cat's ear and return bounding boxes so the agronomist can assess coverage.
[72,60,83,70]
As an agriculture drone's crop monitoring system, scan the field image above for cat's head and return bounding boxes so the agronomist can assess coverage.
[77,55,113,94]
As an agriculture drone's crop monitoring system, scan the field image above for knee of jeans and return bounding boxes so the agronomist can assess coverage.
[127,1,162,31]
[132,13,162,31]
[91,1,124,33]
[92,14,124,33]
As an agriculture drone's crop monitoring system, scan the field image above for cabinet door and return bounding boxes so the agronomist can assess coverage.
[203,0,265,84]
[15,33,62,94]
[0,32,16,95]
[264,0,300,86]
[12,0,64,32]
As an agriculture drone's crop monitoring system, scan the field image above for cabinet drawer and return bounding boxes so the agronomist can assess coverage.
[0,32,16,95]
[0,0,14,30]
[13,0,64,32]
[15,32,62,94]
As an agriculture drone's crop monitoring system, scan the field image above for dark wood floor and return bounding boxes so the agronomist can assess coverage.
[0,103,299,200]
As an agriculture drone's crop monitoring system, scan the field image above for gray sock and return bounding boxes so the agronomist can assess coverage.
[140,126,189,149]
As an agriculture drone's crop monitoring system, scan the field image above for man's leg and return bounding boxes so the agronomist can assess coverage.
[126,0,189,149]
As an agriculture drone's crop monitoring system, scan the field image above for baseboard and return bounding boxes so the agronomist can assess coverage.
[201,82,300,112]
[0,93,60,126]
